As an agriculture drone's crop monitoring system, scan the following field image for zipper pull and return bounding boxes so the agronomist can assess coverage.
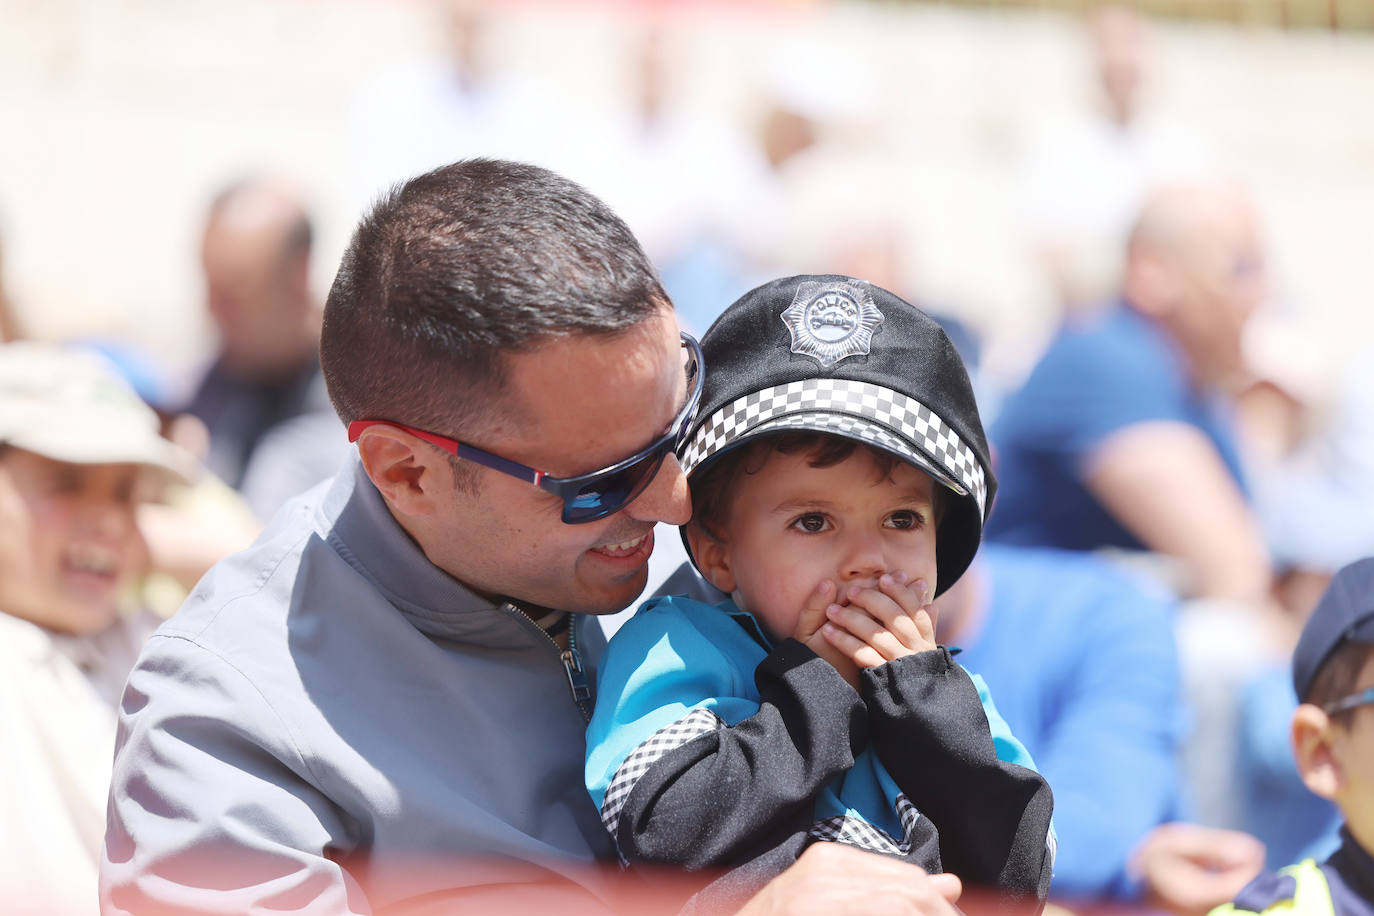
[561,646,593,716]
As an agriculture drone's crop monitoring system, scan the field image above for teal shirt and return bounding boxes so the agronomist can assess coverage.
[586,595,1041,849]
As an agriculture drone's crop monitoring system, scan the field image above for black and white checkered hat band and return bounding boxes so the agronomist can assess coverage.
[748,412,961,496]
[682,378,987,517]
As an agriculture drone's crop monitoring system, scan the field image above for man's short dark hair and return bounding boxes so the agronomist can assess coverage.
[320,159,669,437]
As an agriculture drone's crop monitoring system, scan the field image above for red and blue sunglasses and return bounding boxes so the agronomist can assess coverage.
[348,332,702,524]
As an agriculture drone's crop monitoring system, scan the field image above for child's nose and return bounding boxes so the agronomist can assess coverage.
[839,531,886,583]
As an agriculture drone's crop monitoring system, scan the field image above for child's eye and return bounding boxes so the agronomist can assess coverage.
[790,513,831,534]
[884,510,925,530]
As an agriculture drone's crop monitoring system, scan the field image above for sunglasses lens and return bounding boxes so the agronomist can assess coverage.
[562,447,668,523]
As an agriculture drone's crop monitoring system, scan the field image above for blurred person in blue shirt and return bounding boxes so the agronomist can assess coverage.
[987,183,1271,605]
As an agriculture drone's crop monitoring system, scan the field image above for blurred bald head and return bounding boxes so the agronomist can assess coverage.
[201,177,317,380]
[1089,4,1149,126]
[1124,183,1267,385]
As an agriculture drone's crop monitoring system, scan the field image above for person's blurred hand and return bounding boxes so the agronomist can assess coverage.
[738,843,963,916]
[1133,822,1266,916]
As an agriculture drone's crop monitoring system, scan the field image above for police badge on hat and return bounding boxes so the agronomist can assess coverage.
[780,278,885,368]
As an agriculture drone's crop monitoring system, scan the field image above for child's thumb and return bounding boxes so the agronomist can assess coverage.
[793,579,835,636]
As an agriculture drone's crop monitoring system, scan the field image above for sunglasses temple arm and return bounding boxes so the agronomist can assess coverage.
[454,443,545,486]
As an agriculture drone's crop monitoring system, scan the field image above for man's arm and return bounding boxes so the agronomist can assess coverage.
[1084,421,1271,602]
[736,843,965,916]
[102,638,368,915]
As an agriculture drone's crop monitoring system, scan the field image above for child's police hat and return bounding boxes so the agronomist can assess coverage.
[679,274,995,596]
[1293,557,1374,703]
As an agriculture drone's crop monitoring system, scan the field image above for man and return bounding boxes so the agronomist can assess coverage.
[987,182,1271,603]
[102,160,965,915]
[184,176,343,514]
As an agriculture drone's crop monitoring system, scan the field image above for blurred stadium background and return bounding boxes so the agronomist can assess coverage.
[1,0,1370,401]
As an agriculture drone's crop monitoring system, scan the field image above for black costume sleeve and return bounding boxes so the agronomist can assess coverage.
[610,639,868,869]
[861,648,1055,913]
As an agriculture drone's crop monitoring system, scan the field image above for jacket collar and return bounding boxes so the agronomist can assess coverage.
[1326,826,1374,916]
[322,457,565,649]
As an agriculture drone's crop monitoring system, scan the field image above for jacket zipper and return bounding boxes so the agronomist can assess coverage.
[501,602,594,722]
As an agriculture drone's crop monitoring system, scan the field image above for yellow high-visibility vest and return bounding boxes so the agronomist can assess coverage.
[1209,860,1334,916]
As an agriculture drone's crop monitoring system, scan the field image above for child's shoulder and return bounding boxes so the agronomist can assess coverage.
[608,595,768,661]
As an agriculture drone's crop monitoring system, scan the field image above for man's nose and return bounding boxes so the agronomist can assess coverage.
[626,452,692,526]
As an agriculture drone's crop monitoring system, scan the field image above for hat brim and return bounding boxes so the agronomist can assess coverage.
[7,421,198,487]
[693,409,968,499]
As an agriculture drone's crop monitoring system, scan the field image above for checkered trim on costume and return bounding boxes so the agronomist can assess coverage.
[807,794,922,856]
[682,378,987,516]
[601,707,722,858]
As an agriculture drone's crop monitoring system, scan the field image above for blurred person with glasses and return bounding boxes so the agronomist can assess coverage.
[102,159,973,916]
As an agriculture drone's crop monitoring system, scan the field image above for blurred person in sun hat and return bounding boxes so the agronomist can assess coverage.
[0,339,201,915]
[75,337,263,611]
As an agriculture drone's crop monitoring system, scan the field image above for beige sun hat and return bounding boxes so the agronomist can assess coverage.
[0,341,198,485]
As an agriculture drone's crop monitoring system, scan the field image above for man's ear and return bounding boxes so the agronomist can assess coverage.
[286,250,311,305]
[684,522,736,595]
[1124,249,1177,320]
[1292,703,1343,800]
[355,426,447,518]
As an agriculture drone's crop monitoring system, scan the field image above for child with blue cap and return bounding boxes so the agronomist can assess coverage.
[1212,556,1374,916]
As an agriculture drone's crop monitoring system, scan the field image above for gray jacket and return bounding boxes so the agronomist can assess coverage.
[101,459,615,914]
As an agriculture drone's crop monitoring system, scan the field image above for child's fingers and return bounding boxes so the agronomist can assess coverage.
[820,621,887,668]
[826,602,908,662]
[843,582,908,631]
[878,573,928,619]
[848,579,934,654]
[914,604,937,647]
[881,574,935,651]
[792,579,836,641]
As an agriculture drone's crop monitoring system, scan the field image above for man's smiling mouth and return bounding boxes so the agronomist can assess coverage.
[592,533,650,558]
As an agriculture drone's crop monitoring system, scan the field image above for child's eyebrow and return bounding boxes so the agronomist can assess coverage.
[772,498,837,513]
[771,491,934,514]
